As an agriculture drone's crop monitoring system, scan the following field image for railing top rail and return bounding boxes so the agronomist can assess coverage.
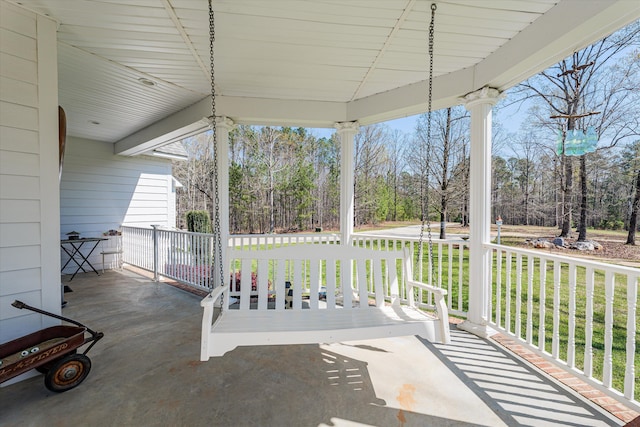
[486,242,640,276]
[121,226,214,238]
[229,243,404,260]
[230,233,339,239]
[354,232,469,244]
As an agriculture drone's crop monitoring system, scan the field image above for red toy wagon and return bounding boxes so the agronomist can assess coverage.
[0,301,103,392]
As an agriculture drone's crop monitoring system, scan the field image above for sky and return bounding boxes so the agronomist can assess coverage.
[310,115,429,140]
[310,102,527,141]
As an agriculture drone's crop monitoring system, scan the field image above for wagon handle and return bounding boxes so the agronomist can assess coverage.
[11,300,104,349]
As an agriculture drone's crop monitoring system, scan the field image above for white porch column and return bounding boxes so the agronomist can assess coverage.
[214,116,234,287]
[459,87,501,338]
[335,121,360,245]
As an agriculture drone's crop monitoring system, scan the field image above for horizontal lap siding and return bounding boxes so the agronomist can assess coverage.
[0,1,59,343]
[59,137,174,273]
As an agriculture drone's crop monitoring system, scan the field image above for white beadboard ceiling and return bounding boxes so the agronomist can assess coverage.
[9,0,640,152]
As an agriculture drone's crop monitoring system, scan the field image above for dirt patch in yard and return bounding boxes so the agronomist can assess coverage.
[360,222,640,268]
[492,224,640,268]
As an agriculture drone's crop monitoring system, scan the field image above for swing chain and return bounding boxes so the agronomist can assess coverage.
[209,0,224,308]
[417,3,437,288]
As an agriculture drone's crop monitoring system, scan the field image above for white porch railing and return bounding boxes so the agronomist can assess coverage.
[120,226,638,409]
[486,243,639,409]
[229,233,340,250]
[122,226,215,292]
[121,226,154,272]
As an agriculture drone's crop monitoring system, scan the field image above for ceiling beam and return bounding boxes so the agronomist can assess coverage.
[115,97,210,155]
[349,0,417,102]
[115,96,349,155]
[161,0,210,82]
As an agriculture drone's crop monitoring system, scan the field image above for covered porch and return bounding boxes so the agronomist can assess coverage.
[1,0,639,424]
[0,269,624,426]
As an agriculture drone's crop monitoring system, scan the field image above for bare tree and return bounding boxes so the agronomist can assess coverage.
[625,140,640,245]
[414,107,469,238]
[628,167,640,245]
[173,131,214,228]
[508,133,543,225]
[385,130,407,221]
[512,23,640,240]
[354,125,388,226]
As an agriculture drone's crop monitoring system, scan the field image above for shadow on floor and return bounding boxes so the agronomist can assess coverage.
[421,330,619,426]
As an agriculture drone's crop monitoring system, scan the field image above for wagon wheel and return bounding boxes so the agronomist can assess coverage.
[44,353,91,393]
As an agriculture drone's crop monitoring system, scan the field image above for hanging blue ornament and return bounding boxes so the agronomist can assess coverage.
[575,129,586,155]
[565,130,576,156]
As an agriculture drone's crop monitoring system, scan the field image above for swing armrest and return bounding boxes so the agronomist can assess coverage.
[200,286,227,331]
[406,280,447,296]
[407,279,451,343]
[200,285,228,361]
[200,285,227,308]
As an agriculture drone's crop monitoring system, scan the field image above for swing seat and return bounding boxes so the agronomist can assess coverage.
[200,244,450,360]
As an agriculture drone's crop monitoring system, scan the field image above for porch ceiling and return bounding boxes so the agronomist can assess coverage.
[10,0,640,154]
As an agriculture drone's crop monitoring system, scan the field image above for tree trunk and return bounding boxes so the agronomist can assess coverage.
[626,167,640,245]
[524,161,530,226]
[559,155,573,237]
[393,171,398,221]
[560,111,576,238]
[439,209,446,239]
[269,170,275,233]
[440,108,451,239]
[577,155,588,241]
[554,158,560,228]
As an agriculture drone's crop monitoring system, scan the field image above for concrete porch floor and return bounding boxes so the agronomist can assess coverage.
[1,269,623,427]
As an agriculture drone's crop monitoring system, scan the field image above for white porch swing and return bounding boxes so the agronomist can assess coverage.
[200,2,450,360]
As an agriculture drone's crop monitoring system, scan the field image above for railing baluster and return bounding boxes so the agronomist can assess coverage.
[515,254,522,340]
[488,247,493,326]
[603,270,615,388]
[447,242,453,310]
[458,242,463,312]
[624,274,637,401]
[437,242,443,289]
[526,255,533,345]
[538,259,546,352]
[552,260,561,359]
[428,243,433,287]
[495,248,502,327]
[568,263,577,369]
[418,240,424,283]
[151,225,159,281]
[584,266,594,378]
[505,250,512,334]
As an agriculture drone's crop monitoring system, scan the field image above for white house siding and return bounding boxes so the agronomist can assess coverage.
[60,137,175,273]
[0,0,60,346]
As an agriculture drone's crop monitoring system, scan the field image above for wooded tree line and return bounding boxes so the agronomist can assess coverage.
[173,118,638,239]
[173,23,639,243]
